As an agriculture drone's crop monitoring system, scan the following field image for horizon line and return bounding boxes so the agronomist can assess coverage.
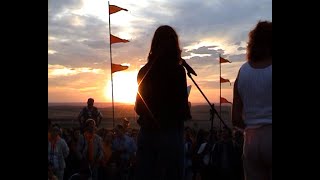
[48,102,231,105]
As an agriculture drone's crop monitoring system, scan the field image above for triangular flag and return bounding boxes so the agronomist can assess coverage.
[221,97,232,104]
[109,5,128,15]
[111,63,129,73]
[187,85,192,97]
[220,77,231,85]
[110,34,129,44]
[220,56,231,63]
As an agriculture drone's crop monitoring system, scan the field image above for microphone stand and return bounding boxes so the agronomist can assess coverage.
[186,72,230,144]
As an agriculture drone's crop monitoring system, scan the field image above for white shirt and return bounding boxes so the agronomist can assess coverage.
[237,62,272,129]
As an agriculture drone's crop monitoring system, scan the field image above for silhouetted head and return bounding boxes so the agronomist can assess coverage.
[114,124,125,138]
[87,98,94,107]
[247,21,272,62]
[49,126,60,139]
[103,130,113,144]
[148,25,182,65]
[85,118,96,128]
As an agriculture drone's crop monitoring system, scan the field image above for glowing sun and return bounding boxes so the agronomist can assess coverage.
[105,70,139,104]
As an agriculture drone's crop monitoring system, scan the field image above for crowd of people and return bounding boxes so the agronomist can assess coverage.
[48,117,245,180]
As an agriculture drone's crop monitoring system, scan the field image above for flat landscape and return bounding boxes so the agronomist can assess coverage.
[48,103,233,130]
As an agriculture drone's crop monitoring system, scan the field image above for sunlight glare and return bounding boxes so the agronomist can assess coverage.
[105,70,139,104]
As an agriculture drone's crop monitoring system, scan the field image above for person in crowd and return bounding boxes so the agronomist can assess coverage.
[77,119,104,180]
[78,98,103,132]
[112,124,137,179]
[48,126,69,180]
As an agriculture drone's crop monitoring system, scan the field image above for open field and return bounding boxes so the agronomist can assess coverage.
[48,103,233,130]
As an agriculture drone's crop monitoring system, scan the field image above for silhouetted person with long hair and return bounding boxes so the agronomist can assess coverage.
[232,20,272,180]
[134,25,191,180]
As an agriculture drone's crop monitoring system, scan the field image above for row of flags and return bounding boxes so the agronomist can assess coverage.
[108,3,130,127]
[109,4,130,74]
[219,56,232,104]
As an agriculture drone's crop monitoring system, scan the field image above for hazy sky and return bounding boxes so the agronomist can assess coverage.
[48,0,272,104]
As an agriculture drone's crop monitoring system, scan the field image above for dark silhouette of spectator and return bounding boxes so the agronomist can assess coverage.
[76,119,104,180]
[78,98,103,132]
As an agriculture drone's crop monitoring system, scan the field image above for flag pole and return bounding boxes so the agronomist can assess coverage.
[219,54,222,131]
[108,1,115,128]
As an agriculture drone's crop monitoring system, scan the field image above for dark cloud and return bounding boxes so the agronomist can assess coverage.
[48,39,107,67]
[187,46,217,54]
[48,0,83,17]
[216,49,225,55]
[228,54,246,62]
[234,41,241,46]
[237,47,246,51]
[184,46,225,67]
[48,11,152,67]
[163,0,271,43]
[181,50,192,57]
[49,14,110,40]
[82,40,107,49]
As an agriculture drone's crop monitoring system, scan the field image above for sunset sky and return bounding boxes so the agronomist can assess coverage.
[48,0,272,104]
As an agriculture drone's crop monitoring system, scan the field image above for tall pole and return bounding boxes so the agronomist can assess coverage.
[219,54,222,131]
[108,1,115,128]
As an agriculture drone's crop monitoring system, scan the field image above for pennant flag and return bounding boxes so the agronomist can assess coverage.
[221,97,232,104]
[220,56,231,63]
[109,5,128,15]
[220,77,231,85]
[111,63,129,73]
[110,34,129,44]
[187,85,192,97]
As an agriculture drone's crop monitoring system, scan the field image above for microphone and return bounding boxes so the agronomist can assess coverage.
[181,59,197,76]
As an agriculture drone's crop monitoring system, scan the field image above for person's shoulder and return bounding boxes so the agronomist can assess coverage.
[138,64,148,75]
[137,63,149,81]
[240,62,248,68]
[237,62,248,74]
[58,137,68,144]
[81,106,87,111]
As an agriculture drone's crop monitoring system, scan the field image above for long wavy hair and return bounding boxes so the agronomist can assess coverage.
[147,25,182,66]
[247,21,272,62]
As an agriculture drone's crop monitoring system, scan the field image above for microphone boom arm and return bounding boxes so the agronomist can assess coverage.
[186,72,230,138]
